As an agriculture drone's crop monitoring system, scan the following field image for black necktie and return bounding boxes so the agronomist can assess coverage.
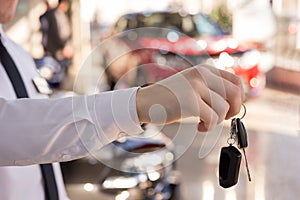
[0,36,59,200]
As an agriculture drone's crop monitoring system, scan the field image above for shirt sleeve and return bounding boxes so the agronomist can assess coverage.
[0,87,144,166]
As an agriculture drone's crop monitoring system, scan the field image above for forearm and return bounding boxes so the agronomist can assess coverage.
[0,88,143,166]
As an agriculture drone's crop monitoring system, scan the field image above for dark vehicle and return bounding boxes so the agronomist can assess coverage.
[103,11,269,97]
[61,125,181,200]
[98,126,181,200]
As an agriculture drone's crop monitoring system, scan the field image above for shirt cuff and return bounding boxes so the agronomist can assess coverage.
[111,87,144,136]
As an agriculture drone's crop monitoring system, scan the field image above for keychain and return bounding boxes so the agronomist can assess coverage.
[219,104,251,188]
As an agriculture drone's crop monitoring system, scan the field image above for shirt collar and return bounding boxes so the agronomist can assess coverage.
[0,25,3,36]
[0,25,8,44]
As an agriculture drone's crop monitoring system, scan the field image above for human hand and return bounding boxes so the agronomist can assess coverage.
[136,64,245,132]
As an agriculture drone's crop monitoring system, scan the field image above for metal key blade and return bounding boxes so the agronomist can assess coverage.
[242,148,252,182]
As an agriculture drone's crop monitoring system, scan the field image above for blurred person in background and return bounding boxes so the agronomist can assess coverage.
[0,0,244,199]
[39,0,73,79]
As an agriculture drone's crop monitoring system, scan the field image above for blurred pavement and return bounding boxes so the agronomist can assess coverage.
[163,87,300,200]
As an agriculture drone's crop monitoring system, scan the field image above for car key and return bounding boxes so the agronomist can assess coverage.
[219,145,242,188]
[235,118,252,182]
[236,118,248,148]
[219,119,241,188]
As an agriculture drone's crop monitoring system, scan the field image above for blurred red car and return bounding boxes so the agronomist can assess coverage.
[102,11,267,97]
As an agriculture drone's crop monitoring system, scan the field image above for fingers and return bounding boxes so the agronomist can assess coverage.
[191,80,230,124]
[201,64,245,102]
[196,99,219,132]
[193,65,244,119]
[196,95,230,132]
[190,81,229,132]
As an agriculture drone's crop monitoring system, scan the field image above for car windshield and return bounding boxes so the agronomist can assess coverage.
[115,12,225,38]
[193,14,225,36]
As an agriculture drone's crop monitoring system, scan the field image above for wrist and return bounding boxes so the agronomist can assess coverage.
[136,87,150,124]
[136,84,181,125]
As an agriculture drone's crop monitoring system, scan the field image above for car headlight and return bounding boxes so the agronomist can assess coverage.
[214,52,235,69]
[239,49,261,69]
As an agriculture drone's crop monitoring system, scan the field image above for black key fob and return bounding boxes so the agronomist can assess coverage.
[236,118,248,148]
[219,145,242,188]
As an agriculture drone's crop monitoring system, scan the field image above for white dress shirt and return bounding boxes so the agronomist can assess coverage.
[0,26,143,199]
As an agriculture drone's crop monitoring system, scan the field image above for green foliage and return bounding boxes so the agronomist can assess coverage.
[209,4,233,33]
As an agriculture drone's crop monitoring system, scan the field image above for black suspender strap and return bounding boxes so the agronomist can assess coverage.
[39,164,59,200]
[0,37,59,200]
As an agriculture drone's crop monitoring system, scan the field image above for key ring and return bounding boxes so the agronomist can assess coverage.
[239,104,247,120]
[227,118,237,145]
[227,104,246,146]
[227,137,236,146]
